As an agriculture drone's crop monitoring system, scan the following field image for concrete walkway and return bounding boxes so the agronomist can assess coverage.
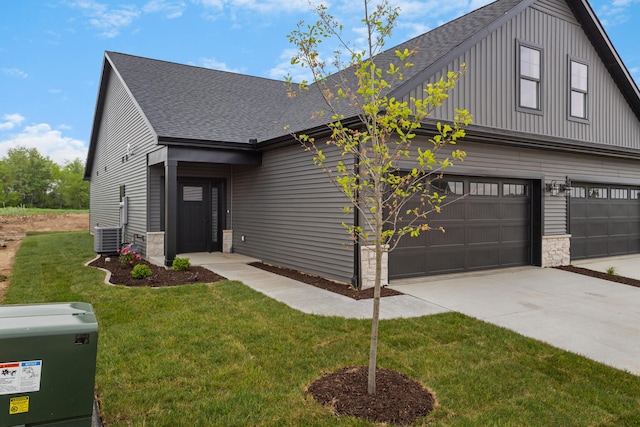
[178,252,448,320]
[180,252,640,376]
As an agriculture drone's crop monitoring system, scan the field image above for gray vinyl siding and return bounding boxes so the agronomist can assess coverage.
[233,143,354,283]
[405,0,640,149]
[89,69,156,254]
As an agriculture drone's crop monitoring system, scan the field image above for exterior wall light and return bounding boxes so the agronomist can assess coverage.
[546,178,572,197]
[546,180,560,196]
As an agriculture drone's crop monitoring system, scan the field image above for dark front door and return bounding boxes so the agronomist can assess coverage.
[177,180,225,253]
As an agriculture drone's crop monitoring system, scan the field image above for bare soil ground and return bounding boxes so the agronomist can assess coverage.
[0,213,89,301]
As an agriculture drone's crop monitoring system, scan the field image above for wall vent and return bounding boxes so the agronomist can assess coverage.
[94,226,122,255]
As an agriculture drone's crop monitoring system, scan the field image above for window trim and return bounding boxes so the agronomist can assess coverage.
[568,56,590,124]
[516,40,544,115]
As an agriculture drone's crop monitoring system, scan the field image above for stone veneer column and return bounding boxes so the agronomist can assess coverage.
[541,234,571,267]
[146,232,165,258]
[223,230,233,253]
[360,245,389,289]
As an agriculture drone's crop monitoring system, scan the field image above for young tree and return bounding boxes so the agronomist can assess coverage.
[286,1,472,394]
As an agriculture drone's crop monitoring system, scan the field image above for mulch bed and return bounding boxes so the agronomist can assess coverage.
[249,262,404,300]
[306,365,435,425]
[556,265,640,288]
[88,256,225,287]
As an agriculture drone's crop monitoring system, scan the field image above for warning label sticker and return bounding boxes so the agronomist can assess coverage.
[9,396,29,415]
[0,360,42,396]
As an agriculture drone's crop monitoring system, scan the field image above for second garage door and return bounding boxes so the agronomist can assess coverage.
[570,183,640,260]
[389,176,533,279]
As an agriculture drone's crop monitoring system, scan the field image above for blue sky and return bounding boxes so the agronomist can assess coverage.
[0,0,638,165]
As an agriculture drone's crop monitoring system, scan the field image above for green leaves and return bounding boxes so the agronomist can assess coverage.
[285,1,472,251]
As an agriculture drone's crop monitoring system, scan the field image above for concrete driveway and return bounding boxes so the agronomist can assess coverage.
[390,263,640,376]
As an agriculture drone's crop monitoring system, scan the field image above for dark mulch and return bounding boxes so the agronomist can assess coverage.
[249,262,403,300]
[307,366,435,425]
[88,256,226,287]
[556,265,640,288]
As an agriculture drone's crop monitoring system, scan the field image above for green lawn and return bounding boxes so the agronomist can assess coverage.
[4,231,640,426]
[0,207,88,215]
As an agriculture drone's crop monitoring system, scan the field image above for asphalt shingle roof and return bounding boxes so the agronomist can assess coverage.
[106,52,290,145]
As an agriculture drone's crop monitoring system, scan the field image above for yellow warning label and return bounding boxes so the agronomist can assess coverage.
[9,396,29,415]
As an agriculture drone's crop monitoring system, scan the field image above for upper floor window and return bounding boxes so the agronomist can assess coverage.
[570,59,588,120]
[518,44,542,111]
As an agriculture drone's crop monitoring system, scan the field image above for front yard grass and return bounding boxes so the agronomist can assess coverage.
[4,231,640,426]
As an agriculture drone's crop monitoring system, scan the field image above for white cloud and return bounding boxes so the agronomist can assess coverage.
[67,0,141,38]
[143,0,187,18]
[597,0,640,26]
[0,114,25,131]
[268,48,315,82]
[2,68,28,79]
[197,57,241,73]
[192,0,311,14]
[0,122,87,165]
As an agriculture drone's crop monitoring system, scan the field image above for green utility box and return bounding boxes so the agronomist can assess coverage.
[0,302,98,427]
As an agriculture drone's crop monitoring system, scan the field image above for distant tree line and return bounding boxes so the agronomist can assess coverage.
[0,146,89,209]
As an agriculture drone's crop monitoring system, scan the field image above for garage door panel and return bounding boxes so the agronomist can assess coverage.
[389,247,425,277]
[609,203,630,218]
[427,248,468,275]
[571,204,587,218]
[501,244,531,266]
[501,224,530,242]
[587,204,609,218]
[437,203,465,220]
[466,225,500,244]
[609,221,630,236]
[426,226,465,245]
[467,202,500,219]
[587,221,608,236]
[501,202,530,220]
[466,246,501,269]
[608,237,629,256]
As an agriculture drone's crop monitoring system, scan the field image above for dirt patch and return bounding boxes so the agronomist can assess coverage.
[249,262,403,300]
[88,255,225,287]
[307,365,435,425]
[0,213,89,302]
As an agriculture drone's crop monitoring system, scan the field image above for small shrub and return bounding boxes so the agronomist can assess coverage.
[172,257,191,271]
[118,245,142,267]
[131,264,153,279]
[606,266,616,276]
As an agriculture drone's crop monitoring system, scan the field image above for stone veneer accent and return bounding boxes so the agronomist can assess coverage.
[542,234,571,267]
[146,232,165,258]
[223,230,233,253]
[360,245,389,289]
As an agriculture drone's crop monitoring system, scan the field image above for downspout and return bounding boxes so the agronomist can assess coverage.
[352,150,361,290]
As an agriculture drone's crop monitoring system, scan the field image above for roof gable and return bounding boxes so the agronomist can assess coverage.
[105,52,289,145]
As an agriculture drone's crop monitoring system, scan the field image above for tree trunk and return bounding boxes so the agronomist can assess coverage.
[367,177,384,395]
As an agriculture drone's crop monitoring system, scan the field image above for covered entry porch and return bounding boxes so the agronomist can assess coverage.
[147,145,261,266]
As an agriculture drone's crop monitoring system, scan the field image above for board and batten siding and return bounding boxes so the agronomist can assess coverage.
[89,68,156,254]
[405,0,640,150]
[232,143,354,283]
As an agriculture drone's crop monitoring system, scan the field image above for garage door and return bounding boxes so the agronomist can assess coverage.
[389,177,532,279]
[569,184,640,260]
